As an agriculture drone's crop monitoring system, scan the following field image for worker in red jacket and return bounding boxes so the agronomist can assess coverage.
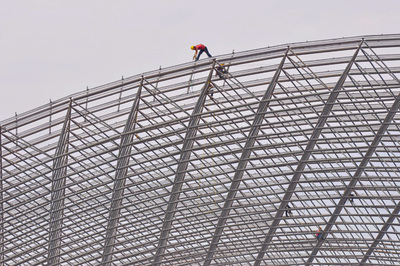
[316,226,324,240]
[191,44,212,61]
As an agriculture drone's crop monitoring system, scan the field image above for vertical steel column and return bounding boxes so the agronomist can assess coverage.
[47,100,72,265]
[306,89,400,265]
[101,79,143,265]
[254,40,364,266]
[203,48,289,266]
[0,126,3,266]
[153,61,216,265]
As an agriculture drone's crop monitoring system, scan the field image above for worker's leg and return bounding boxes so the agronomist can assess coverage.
[204,47,212,57]
[196,50,204,61]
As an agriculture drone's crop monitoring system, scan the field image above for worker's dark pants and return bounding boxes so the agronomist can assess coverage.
[196,47,212,61]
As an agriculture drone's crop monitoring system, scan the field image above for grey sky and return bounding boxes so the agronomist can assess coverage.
[1,0,399,121]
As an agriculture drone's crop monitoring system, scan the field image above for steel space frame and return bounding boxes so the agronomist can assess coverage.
[1,34,400,265]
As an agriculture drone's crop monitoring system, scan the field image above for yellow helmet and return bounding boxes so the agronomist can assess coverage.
[191,46,195,50]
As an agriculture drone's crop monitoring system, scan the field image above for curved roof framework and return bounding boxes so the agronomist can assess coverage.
[1,34,400,265]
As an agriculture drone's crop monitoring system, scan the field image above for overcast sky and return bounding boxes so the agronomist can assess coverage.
[1,0,399,122]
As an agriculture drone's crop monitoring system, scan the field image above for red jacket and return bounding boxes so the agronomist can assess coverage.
[195,44,206,51]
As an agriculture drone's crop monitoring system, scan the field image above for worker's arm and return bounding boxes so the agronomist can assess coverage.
[193,49,198,60]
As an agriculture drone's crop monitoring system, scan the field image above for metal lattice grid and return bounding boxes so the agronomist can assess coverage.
[1,34,400,265]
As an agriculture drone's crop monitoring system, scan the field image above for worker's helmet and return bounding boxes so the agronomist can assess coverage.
[191,46,195,50]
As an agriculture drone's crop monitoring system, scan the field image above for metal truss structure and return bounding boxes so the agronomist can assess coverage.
[1,34,400,265]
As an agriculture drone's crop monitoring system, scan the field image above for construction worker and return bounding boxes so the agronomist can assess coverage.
[285,204,293,217]
[191,44,212,61]
[349,192,355,204]
[208,82,215,99]
[316,226,324,240]
[215,63,228,79]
